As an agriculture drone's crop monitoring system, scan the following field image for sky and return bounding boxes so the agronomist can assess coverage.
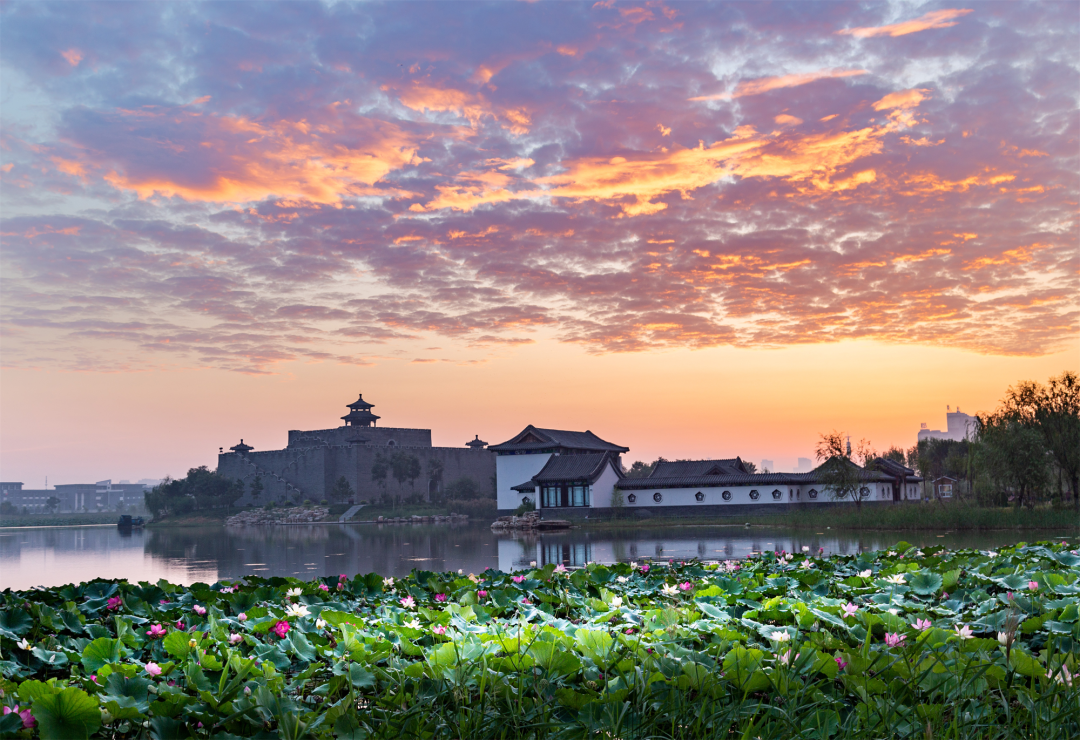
[1,1,1077,485]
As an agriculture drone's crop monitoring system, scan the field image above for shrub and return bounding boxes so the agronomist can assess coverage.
[451,498,498,518]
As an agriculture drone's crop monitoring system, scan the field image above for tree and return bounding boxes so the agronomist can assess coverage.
[625,457,667,478]
[250,476,263,502]
[427,458,445,501]
[976,413,1051,509]
[743,461,758,474]
[444,476,478,500]
[390,452,422,494]
[371,454,390,502]
[330,476,354,503]
[45,496,60,514]
[883,446,906,465]
[815,430,875,509]
[609,487,625,519]
[1002,371,1080,510]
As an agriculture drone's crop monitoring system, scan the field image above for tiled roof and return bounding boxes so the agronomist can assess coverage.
[489,425,629,453]
[618,472,815,490]
[650,458,748,478]
[510,480,537,492]
[532,452,621,484]
[872,457,915,477]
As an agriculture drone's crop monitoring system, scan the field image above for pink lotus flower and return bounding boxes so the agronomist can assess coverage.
[640,565,650,573]
[512,575,526,583]
[175,621,184,629]
[238,613,247,622]
[432,625,447,635]
[912,618,932,631]
[229,633,243,645]
[841,603,858,619]
[1028,580,1039,591]
[146,624,167,638]
[835,656,848,671]
[400,596,416,608]
[779,649,800,665]
[319,583,329,592]
[145,662,162,677]
[159,599,171,605]
[434,593,448,603]
[941,592,949,600]
[522,598,532,605]
[955,624,973,640]
[678,582,693,591]
[192,605,206,616]
[554,564,568,573]
[339,574,347,580]
[89,675,98,684]
[107,596,122,611]
[477,590,488,598]
[885,633,906,648]
[336,583,345,591]
[272,620,290,639]
[3,706,35,730]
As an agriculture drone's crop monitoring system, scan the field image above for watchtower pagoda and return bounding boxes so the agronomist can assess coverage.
[341,393,380,427]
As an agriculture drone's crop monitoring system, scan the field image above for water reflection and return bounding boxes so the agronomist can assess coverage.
[1,523,1074,590]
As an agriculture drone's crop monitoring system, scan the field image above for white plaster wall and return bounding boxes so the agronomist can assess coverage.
[589,462,622,508]
[496,453,552,510]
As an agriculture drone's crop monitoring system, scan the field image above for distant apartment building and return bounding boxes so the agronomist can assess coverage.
[760,459,775,473]
[918,406,976,444]
[796,458,813,473]
[1,480,151,513]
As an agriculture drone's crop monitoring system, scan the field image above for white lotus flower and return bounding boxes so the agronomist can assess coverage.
[610,596,623,609]
[383,577,394,588]
[405,618,422,630]
[315,618,327,630]
[17,638,30,650]
[769,630,791,643]
[884,574,906,585]
[858,570,872,578]
[661,584,679,597]
[285,603,310,619]
[616,576,628,583]
[799,560,812,570]
[286,587,303,598]
[801,546,809,552]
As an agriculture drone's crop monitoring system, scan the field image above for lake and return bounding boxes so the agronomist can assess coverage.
[1,522,1075,590]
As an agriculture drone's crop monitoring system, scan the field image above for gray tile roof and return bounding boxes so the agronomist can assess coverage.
[532,452,621,484]
[489,425,629,453]
[650,458,749,478]
[872,457,916,477]
[510,480,537,492]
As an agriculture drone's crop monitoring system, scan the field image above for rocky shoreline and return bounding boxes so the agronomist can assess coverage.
[375,513,469,524]
[490,511,572,531]
[225,506,329,526]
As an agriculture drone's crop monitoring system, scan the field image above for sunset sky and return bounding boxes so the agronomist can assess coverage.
[1,1,1076,485]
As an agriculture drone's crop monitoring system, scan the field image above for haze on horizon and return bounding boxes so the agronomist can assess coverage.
[1,1,1077,485]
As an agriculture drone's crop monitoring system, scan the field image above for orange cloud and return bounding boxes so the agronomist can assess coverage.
[837,9,973,38]
[394,80,531,134]
[690,69,866,102]
[873,89,929,111]
[60,48,83,66]
[774,114,803,126]
[964,244,1044,270]
[95,109,427,204]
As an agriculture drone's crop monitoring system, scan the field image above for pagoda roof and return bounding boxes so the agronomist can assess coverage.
[531,452,622,484]
[229,439,254,454]
[489,425,628,453]
[347,393,375,410]
[466,435,488,448]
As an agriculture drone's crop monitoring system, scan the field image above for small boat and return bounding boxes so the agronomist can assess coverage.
[117,515,145,529]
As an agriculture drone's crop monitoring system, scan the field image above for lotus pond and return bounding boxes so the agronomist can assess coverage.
[2,540,1078,739]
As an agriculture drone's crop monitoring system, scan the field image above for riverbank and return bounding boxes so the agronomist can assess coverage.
[0,512,138,528]
[581,502,1079,531]
[3,541,1077,739]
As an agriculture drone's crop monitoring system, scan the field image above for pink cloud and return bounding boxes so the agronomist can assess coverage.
[837,9,973,38]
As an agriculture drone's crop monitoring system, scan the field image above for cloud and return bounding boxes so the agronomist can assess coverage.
[689,69,867,102]
[837,9,973,38]
[390,79,532,134]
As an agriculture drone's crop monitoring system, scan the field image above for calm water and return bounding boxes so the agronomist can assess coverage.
[1,523,1076,591]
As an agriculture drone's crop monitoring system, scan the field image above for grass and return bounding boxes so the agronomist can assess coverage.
[0,512,139,528]
[584,501,1080,531]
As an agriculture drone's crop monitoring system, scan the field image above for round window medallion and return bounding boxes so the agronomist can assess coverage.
[859,486,870,499]
[749,490,760,500]
[653,492,663,503]
[808,489,818,499]
[722,490,732,501]
[627,493,636,504]
[694,491,704,502]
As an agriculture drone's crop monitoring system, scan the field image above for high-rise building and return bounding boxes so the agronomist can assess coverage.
[918,406,976,443]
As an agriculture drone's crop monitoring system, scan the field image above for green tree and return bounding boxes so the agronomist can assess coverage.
[815,430,875,509]
[390,452,422,494]
[444,476,478,500]
[624,457,668,478]
[331,476,354,503]
[883,446,906,465]
[976,413,1051,509]
[371,454,389,502]
[609,487,625,519]
[1002,371,1080,510]
[427,458,445,501]
[45,496,60,514]
[250,476,263,502]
